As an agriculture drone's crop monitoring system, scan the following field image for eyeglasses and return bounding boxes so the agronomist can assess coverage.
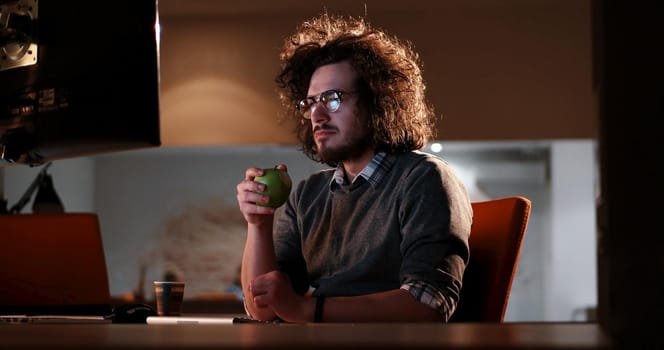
[296,89,354,119]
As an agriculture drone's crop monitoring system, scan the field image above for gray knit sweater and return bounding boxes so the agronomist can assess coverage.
[273,151,472,311]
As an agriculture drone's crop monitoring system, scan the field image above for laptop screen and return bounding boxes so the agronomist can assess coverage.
[0,213,112,316]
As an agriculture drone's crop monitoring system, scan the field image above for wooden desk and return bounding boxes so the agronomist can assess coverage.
[0,322,610,349]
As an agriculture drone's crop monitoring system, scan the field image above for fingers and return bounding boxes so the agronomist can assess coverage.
[237,179,268,203]
[237,165,288,205]
[249,275,272,308]
[237,167,273,214]
[245,165,288,178]
[249,270,283,299]
[244,167,265,181]
[252,294,270,308]
[249,271,306,322]
[236,190,276,220]
[237,165,288,222]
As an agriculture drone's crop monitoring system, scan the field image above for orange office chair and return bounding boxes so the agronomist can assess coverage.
[0,213,113,315]
[450,196,531,322]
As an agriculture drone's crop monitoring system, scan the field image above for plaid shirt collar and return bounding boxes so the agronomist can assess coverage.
[331,151,393,188]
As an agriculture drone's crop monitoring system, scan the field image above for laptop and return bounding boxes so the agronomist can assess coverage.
[0,213,113,323]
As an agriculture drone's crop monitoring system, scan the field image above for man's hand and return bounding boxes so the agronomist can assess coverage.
[249,270,313,323]
[236,164,288,225]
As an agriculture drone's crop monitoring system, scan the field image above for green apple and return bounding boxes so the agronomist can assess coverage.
[253,168,292,208]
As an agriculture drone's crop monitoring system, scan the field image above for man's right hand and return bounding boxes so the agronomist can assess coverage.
[236,165,287,226]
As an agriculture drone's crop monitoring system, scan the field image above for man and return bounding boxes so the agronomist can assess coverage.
[236,13,472,323]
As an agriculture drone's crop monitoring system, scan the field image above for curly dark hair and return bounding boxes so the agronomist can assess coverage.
[275,12,437,163]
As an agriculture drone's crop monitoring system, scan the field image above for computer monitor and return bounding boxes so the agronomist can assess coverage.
[0,0,160,166]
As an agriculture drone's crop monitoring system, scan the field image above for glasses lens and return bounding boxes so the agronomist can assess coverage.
[298,90,343,119]
[298,98,314,119]
[322,91,341,112]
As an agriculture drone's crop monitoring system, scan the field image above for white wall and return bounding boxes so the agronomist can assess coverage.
[546,140,598,321]
[2,157,95,213]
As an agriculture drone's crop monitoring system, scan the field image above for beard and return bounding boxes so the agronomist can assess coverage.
[316,125,372,164]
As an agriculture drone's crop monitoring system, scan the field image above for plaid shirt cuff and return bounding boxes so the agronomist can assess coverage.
[401,281,452,321]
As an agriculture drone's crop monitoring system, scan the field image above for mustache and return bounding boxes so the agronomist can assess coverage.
[313,124,337,133]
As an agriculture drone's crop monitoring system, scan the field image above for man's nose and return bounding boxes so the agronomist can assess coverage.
[309,102,329,122]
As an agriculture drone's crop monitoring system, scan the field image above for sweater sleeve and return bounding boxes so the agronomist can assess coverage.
[397,156,472,320]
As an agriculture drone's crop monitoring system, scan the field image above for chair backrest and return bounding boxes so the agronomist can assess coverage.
[0,213,112,315]
[450,196,531,322]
